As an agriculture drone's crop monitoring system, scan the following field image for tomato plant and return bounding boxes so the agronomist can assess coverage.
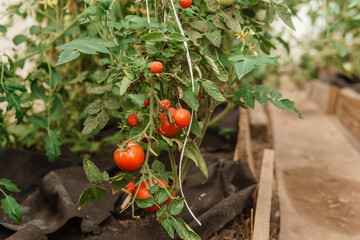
[0,0,305,238]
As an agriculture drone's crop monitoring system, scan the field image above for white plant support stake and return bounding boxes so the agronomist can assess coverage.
[169,0,201,226]
[145,0,151,24]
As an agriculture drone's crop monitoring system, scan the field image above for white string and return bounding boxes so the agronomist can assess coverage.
[169,0,201,226]
[145,0,151,24]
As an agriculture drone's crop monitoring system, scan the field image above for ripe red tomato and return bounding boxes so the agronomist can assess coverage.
[158,120,180,137]
[135,179,171,212]
[113,141,145,171]
[128,113,139,127]
[150,61,163,73]
[160,99,171,109]
[179,0,192,8]
[159,107,176,122]
[173,109,191,128]
[126,182,135,194]
[144,99,150,106]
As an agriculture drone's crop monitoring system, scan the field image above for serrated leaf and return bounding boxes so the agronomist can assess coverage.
[191,117,202,137]
[154,188,170,205]
[149,183,160,195]
[26,115,47,129]
[30,26,42,35]
[97,109,109,129]
[205,30,222,48]
[168,33,187,42]
[202,81,225,101]
[222,11,242,32]
[201,47,228,82]
[96,0,111,9]
[6,93,23,123]
[270,98,304,119]
[182,90,199,111]
[56,38,115,55]
[168,198,184,215]
[120,77,131,96]
[270,90,282,100]
[152,160,165,172]
[78,187,96,207]
[103,98,120,109]
[50,70,62,89]
[238,82,255,109]
[86,5,106,17]
[266,2,276,23]
[55,50,80,66]
[161,217,175,239]
[3,82,27,92]
[44,130,61,162]
[127,94,146,108]
[93,186,107,200]
[254,85,270,105]
[88,84,112,94]
[50,96,63,120]
[1,195,22,223]
[110,178,128,190]
[135,197,154,208]
[83,158,103,183]
[174,218,200,240]
[13,34,27,46]
[184,141,208,182]
[82,115,98,135]
[86,102,102,114]
[276,4,296,31]
[141,32,166,42]
[0,179,20,193]
[206,0,220,12]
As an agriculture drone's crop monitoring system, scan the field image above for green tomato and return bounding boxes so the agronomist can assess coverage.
[218,0,235,6]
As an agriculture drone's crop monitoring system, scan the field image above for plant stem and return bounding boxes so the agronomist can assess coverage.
[169,146,178,195]
[208,102,235,127]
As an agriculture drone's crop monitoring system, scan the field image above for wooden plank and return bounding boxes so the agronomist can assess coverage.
[233,107,255,175]
[310,81,331,113]
[336,88,360,141]
[328,85,339,114]
[253,149,275,240]
[249,103,269,139]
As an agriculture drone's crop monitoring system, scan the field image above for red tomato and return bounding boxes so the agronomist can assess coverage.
[135,179,171,212]
[173,109,191,128]
[113,141,145,171]
[128,113,139,127]
[179,0,192,8]
[159,107,176,122]
[150,61,163,73]
[141,138,149,143]
[158,120,180,137]
[144,99,150,106]
[126,182,135,194]
[160,99,171,109]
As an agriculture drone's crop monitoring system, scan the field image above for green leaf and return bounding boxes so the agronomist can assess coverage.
[202,81,225,101]
[82,115,98,135]
[141,32,166,42]
[56,38,115,55]
[182,90,199,110]
[152,160,165,172]
[334,43,347,57]
[6,93,23,123]
[83,158,103,183]
[270,98,304,119]
[44,130,61,162]
[270,90,282,100]
[93,186,107,200]
[238,82,255,109]
[26,115,47,129]
[29,26,42,35]
[135,197,155,208]
[86,102,102,114]
[173,218,201,240]
[266,2,276,23]
[97,109,109,129]
[13,34,27,46]
[78,187,96,207]
[3,82,27,92]
[168,33,188,42]
[0,179,20,193]
[161,217,175,239]
[149,183,160,195]
[254,85,270,105]
[191,117,202,137]
[205,30,222,48]
[127,94,147,108]
[201,47,228,82]
[86,5,106,17]
[154,188,170,205]
[110,178,128,191]
[276,4,296,31]
[168,198,184,215]
[31,81,48,103]
[55,50,80,66]
[120,77,132,96]
[96,0,111,9]
[206,0,220,12]
[222,11,242,33]
[184,141,208,182]
[50,70,62,88]
[88,84,112,94]
[50,96,63,120]
[0,25,7,33]
[1,195,22,223]
[103,98,121,109]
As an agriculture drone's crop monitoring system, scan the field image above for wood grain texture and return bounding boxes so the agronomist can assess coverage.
[253,149,275,240]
